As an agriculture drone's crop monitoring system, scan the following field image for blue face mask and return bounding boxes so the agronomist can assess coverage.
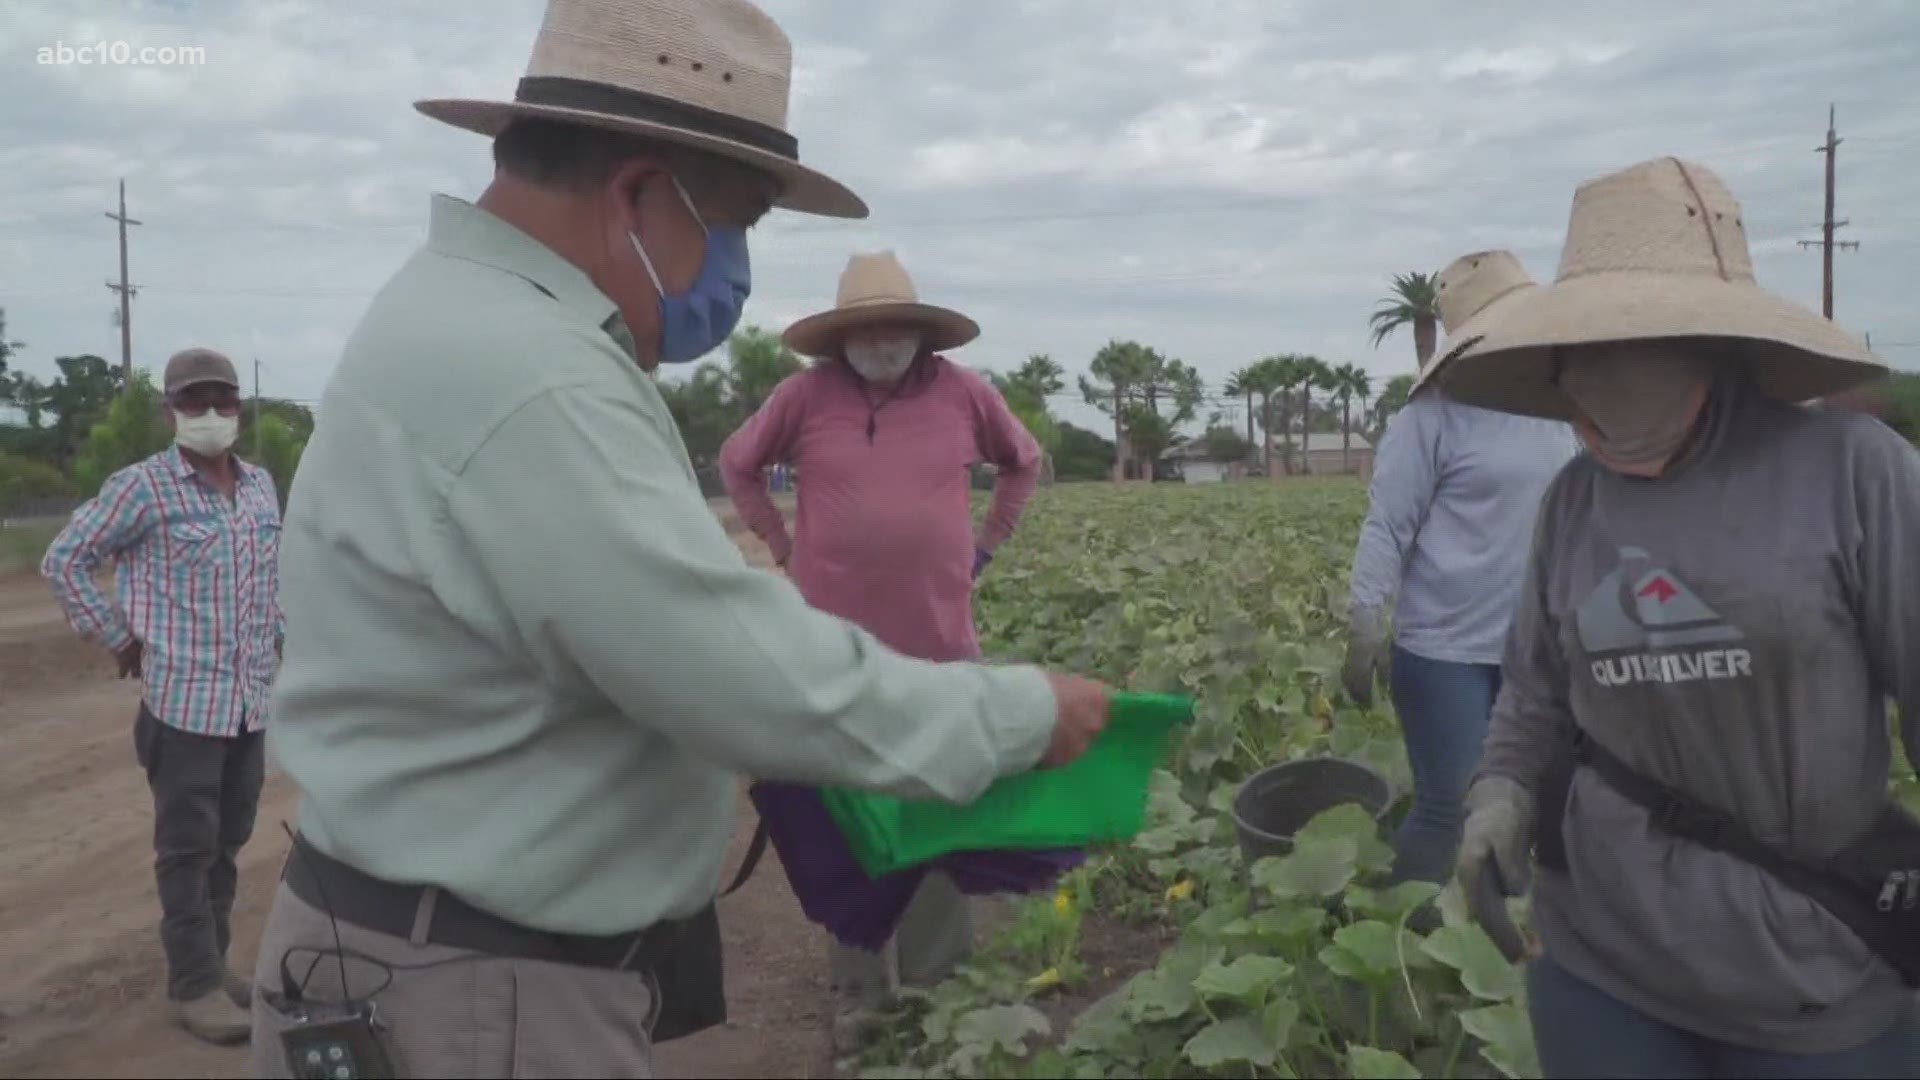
[629,174,751,364]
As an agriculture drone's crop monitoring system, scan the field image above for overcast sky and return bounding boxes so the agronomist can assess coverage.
[2,0,1915,433]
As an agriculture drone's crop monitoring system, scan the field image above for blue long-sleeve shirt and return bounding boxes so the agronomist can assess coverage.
[1347,392,1578,665]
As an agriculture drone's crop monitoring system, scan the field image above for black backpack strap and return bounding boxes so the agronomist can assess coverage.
[721,818,770,898]
[1573,729,1920,986]
[1573,732,1771,864]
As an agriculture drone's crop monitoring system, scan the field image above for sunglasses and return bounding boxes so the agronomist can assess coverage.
[169,384,243,417]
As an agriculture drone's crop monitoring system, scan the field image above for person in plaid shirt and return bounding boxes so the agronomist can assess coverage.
[42,347,283,1046]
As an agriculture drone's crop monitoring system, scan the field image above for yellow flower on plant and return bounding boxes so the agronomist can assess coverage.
[1166,879,1195,903]
[1026,967,1063,992]
[1053,889,1074,917]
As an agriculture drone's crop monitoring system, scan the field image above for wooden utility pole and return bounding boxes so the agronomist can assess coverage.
[105,179,140,387]
[1111,382,1127,482]
[1797,105,1859,319]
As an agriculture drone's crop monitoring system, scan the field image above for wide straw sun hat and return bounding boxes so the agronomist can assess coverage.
[783,251,980,358]
[415,0,865,218]
[1440,157,1883,419]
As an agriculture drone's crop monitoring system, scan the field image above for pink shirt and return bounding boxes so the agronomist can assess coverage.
[720,357,1041,662]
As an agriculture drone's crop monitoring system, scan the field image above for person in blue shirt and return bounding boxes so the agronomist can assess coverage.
[1342,251,1578,882]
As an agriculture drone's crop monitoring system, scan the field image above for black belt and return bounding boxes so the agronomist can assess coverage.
[283,833,676,972]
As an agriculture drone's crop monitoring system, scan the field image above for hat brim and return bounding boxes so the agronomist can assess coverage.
[1414,283,1538,396]
[783,301,980,358]
[414,98,868,220]
[165,375,240,394]
[1437,273,1885,420]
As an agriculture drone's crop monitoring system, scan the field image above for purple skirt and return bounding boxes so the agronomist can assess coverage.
[747,781,1084,951]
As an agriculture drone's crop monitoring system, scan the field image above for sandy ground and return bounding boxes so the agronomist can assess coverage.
[0,499,852,1079]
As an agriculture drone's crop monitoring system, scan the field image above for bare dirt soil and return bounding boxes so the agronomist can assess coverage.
[0,499,860,1079]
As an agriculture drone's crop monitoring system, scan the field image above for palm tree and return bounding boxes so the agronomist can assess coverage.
[1368,271,1441,369]
[1008,353,1065,404]
[1370,374,1416,438]
[1224,365,1260,464]
[1081,340,1158,480]
[1294,355,1337,475]
[1274,354,1311,475]
[1332,363,1371,472]
[1246,357,1287,478]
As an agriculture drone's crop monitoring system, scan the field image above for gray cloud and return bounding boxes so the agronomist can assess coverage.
[1,0,1915,435]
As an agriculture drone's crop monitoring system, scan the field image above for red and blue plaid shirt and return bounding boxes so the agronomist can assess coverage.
[42,446,284,737]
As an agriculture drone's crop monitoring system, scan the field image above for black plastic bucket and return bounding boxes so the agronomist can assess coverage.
[1232,757,1393,863]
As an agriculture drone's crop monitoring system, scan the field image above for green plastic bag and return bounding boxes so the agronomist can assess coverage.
[819,692,1194,877]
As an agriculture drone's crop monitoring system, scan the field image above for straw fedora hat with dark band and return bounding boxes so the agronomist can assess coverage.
[1413,249,1537,395]
[1440,157,1883,419]
[415,0,865,219]
[784,251,981,358]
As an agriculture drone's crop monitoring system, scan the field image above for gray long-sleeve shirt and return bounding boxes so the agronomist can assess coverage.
[1348,393,1578,664]
[1481,373,1920,1053]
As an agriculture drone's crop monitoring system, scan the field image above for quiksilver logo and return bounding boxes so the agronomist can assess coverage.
[1576,547,1753,688]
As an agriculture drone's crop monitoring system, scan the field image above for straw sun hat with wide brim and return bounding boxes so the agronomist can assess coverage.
[1439,157,1884,420]
[415,0,866,219]
[1412,250,1537,396]
[783,251,981,358]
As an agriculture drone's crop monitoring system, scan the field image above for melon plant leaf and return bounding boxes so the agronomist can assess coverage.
[1319,919,1404,984]
[1348,1045,1424,1078]
[1192,954,1295,1004]
[1421,925,1523,1003]
[1349,880,1443,924]
[1461,1003,1541,1079]
[1252,837,1359,899]
[1297,804,1394,875]
[1183,1016,1280,1070]
[953,1004,1050,1058]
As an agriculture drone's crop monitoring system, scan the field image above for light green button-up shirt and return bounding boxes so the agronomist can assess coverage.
[271,196,1056,935]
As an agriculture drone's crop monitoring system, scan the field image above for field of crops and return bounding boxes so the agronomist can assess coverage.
[836,480,1535,1080]
[848,479,1920,1080]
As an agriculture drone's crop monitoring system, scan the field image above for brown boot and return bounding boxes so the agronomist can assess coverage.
[171,989,252,1046]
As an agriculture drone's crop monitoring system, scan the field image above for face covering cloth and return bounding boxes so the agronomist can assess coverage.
[1558,343,1715,473]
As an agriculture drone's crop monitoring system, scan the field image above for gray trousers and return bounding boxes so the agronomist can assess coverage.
[249,883,656,1078]
[133,705,265,1001]
[828,871,973,1007]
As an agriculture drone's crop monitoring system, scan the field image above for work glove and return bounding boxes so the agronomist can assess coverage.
[1339,608,1389,707]
[972,547,993,581]
[1455,776,1537,899]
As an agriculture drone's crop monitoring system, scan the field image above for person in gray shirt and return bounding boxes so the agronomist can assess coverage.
[1445,157,1919,1077]
[1343,250,1577,883]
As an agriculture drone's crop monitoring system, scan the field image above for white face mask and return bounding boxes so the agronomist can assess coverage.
[174,410,240,457]
[845,331,923,384]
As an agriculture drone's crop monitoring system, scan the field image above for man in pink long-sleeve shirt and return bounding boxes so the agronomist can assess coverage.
[720,250,1041,1044]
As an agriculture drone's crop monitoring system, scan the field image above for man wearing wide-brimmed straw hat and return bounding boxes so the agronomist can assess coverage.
[1449,158,1920,1076]
[255,2,1108,1073]
[1340,250,1576,886]
[721,250,1044,1044]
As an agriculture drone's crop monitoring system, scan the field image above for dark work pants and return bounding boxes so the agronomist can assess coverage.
[133,705,266,1001]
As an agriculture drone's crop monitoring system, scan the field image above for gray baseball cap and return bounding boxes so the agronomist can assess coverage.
[163,348,239,394]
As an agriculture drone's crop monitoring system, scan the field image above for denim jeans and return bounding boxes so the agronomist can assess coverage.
[1386,645,1501,883]
[1528,953,1920,1078]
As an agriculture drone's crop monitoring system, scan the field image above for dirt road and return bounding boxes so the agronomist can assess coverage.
[0,503,844,1078]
